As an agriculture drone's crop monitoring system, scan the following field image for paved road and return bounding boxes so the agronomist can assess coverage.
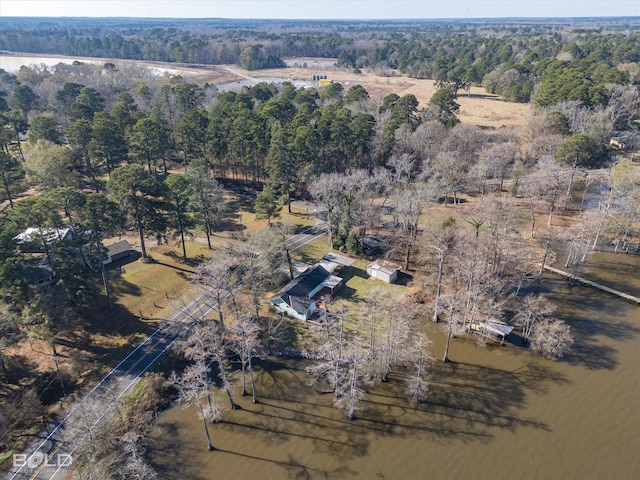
[3,225,326,480]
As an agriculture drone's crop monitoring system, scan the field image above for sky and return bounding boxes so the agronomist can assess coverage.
[1,0,639,20]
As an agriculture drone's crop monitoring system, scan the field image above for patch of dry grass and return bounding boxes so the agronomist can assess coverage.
[223,60,531,130]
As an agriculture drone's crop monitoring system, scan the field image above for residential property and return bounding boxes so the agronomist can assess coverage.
[14,227,73,253]
[24,262,56,287]
[271,264,343,321]
[361,235,385,256]
[102,240,133,265]
[366,260,400,284]
[322,252,355,267]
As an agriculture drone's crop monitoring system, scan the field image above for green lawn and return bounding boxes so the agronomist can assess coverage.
[291,237,408,321]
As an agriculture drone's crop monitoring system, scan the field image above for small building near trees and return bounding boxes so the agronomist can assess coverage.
[367,260,400,284]
[102,240,133,265]
[24,262,56,287]
[361,235,385,256]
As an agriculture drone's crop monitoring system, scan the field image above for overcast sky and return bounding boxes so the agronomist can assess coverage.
[1,0,639,19]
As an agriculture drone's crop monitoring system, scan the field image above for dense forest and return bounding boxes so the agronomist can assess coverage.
[1,17,640,477]
[1,17,640,98]
[0,15,639,360]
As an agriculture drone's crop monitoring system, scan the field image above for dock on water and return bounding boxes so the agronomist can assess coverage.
[542,265,640,305]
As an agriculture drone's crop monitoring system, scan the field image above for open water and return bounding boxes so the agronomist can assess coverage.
[149,253,640,480]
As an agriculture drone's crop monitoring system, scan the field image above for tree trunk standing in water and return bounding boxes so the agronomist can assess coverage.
[529,318,574,360]
[426,217,457,322]
[368,302,377,379]
[334,307,346,396]
[538,234,552,277]
[406,333,432,403]
[231,315,261,403]
[461,212,487,330]
[248,349,257,404]
[441,278,461,363]
[216,343,239,410]
[345,342,363,420]
[168,364,219,452]
[198,401,214,451]
[240,331,248,396]
[442,306,455,363]
[514,294,555,344]
[224,385,238,410]
[333,336,367,420]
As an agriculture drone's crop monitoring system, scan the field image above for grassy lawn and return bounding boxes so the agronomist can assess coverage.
[291,235,331,264]
[290,236,410,323]
[31,238,218,398]
[84,201,315,368]
[219,191,315,237]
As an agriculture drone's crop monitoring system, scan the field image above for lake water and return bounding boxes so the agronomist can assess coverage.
[0,55,102,72]
[149,252,640,480]
[0,55,188,76]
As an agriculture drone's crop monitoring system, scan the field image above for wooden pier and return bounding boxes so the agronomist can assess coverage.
[542,265,640,305]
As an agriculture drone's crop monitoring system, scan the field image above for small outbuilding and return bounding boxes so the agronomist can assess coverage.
[469,320,514,344]
[322,252,355,267]
[24,263,56,287]
[362,235,385,256]
[366,260,400,284]
[102,240,133,265]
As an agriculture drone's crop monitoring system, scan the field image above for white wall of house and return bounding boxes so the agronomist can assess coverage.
[271,299,316,321]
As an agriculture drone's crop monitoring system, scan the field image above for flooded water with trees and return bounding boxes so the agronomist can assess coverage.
[149,258,640,480]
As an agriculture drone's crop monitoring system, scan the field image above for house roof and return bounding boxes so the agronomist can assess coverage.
[275,265,331,299]
[362,235,384,249]
[318,259,340,273]
[271,264,338,315]
[471,320,514,338]
[322,252,355,267]
[287,295,314,314]
[367,260,400,275]
[23,263,56,285]
[14,227,72,245]
[105,240,131,257]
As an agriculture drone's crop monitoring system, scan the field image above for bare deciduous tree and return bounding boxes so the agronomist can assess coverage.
[334,335,367,420]
[229,314,263,403]
[513,294,555,344]
[405,332,433,403]
[530,318,574,360]
[193,256,236,326]
[167,361,221,451]
[393,182,433,270]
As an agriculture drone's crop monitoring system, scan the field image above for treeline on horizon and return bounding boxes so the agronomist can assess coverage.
[1,17,639,102]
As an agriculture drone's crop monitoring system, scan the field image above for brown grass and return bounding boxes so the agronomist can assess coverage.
[215,60,531,130]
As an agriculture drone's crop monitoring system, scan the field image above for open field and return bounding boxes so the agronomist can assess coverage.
[212,60,531,129]
[0,54,530,130]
